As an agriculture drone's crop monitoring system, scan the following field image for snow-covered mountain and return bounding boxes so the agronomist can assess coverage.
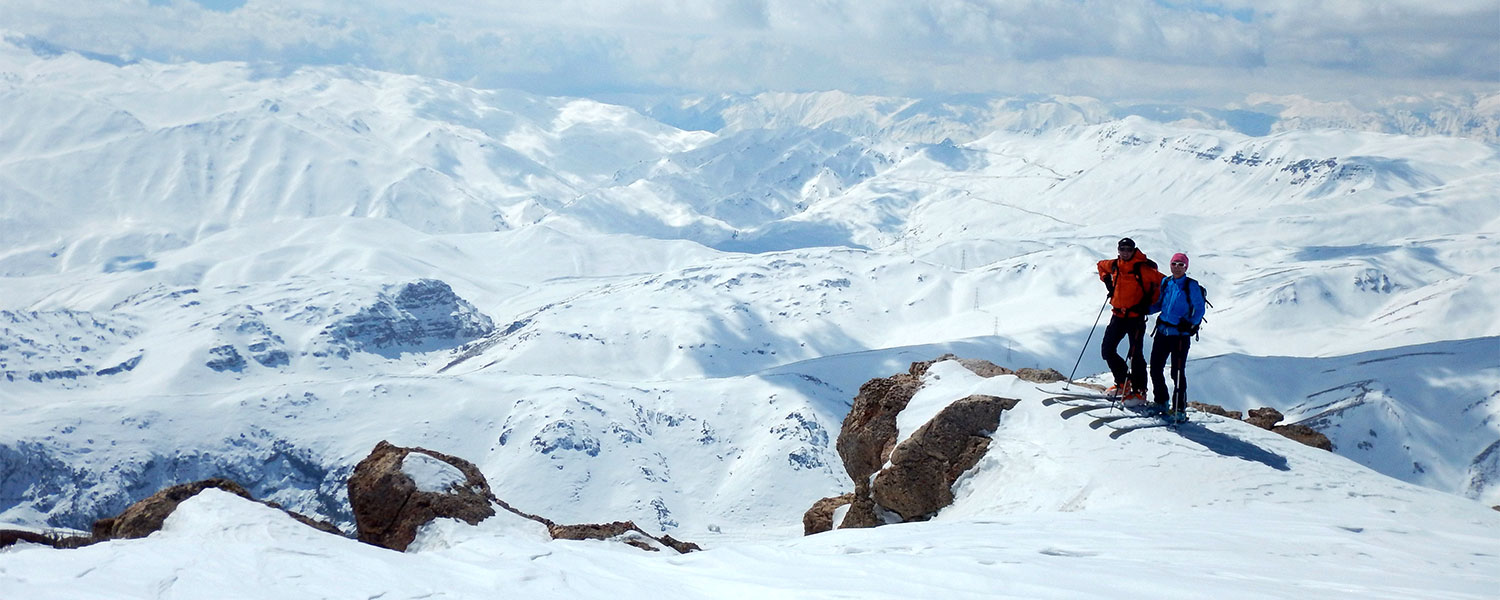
[1,33,1498,597]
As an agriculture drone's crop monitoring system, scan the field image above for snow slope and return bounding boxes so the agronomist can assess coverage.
[4,364,1498,599]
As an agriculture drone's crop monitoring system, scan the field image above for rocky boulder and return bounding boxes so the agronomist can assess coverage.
[871,394,1019,521]
[1245,407,1285,430]
[837,366,922,486]
[1189,401,1243,421]
[802,493,855,535]
[1274,424,1335,451]
[348,441,497,551]
[1193,403,1333,451]
[824,357,1021,531]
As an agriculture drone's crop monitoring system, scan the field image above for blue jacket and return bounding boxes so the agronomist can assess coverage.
[1151,275,1205,336]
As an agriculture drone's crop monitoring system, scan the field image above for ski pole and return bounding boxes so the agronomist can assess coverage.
[1065,296,1110,390]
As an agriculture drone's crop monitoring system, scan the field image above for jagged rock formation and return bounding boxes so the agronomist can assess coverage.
[347,442,499,551]
[819,356,1022,533]
[1194,403,1334,451]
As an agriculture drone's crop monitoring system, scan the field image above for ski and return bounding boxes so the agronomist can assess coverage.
[1034,386,1110,400]
[1042,396,1116,409]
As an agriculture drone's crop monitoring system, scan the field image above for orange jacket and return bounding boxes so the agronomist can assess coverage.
[1097,251,1164,318]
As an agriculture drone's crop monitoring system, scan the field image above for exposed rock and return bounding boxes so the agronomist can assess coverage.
[839,482,884,529]
[833,358,1022,529]
[0,529,89,549]
[324,279,495,357]
[836,369,922,486]
[0,530,50,548]
[548,520,701,553]
[1190,401,1243,420]
[916,354,1062,383]
[1246,407,1284,430]
[94,478,255,540]
[84,477,339,544]
[205,344,247,372]
[1273,424,1334,452]
[803,493,855,535]
[347,441,497,551]
[1015,367,1066,383]
[1190,403,1331,451]
[923,353,1013,378]
[871,394,1019,521]
[347,441,698,553]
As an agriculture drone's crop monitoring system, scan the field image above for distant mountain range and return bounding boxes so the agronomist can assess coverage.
[617,89,1500,144]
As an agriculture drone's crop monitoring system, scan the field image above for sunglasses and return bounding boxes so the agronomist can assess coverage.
[1170,261,1186,266]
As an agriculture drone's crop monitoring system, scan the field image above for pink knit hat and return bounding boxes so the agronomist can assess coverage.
[1170,253,1189,267]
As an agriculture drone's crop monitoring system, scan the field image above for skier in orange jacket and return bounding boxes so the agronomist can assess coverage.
[1095,237,1164,404]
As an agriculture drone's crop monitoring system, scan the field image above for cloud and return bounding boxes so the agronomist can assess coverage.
[1,0,1493,103]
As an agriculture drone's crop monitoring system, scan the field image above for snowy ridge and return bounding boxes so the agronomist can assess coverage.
[628,90,1500,144]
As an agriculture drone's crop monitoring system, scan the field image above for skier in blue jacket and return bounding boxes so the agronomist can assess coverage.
[1149,252,1206,422]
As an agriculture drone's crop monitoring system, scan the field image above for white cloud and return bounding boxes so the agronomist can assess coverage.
[1,0,1494,103]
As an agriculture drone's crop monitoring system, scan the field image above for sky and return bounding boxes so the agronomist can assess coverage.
[3,0,1496,105]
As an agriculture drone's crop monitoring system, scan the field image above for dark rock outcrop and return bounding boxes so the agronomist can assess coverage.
[548,520,701,553]
[94,478,254,540]
[324,279,495,357]
[1192,403,1333,451]
[347,441,497,551]
[1273,424,1335,451]
[1190,401,1243,421]
[826,357,1021,531]
[1245,407,1284,430]
[0,529,90,549]
[802,493,855,535]
[837,367,922,485]
[89,478,339,544]
[835,362,926,529]
[872,394,1019,521]
[1015,367,1066,383]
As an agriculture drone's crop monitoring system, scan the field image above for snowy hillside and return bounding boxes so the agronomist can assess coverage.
[1,32,1498,598]
[4,365,1498,599]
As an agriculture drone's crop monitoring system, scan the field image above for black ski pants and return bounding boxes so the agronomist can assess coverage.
[1150,332,1191,412]
[1101,314,1147,392]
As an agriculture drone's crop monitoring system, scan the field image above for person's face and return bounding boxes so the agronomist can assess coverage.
[1117,246,1135,260]
[1170,260,1187,276]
